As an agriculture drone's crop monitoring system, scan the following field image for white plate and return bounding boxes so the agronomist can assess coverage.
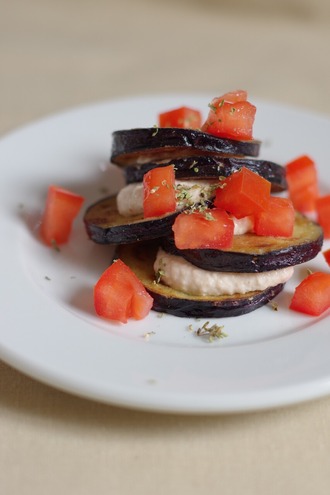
[1,94,330,414]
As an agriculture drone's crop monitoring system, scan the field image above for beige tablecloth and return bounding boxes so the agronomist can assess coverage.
[1,1,330,494]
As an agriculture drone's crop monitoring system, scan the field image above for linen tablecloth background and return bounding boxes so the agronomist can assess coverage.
[1,1,330,493]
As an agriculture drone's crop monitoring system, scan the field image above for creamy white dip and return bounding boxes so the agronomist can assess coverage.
[116,181,254,234]
[116,183,145,216]
[116,180,217,216]
[154,248,293,296]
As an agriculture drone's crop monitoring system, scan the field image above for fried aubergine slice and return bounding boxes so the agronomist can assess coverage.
[111,128,261,166]
[116,241,285,318]
[84,195,178,244]
[161,213,323,273]
[124,156,287,193]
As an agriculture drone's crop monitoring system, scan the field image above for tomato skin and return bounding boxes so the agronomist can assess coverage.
[172,209,234,250]
[94,259,153,323]
[285,155,317,191]
[254,197,295,237]
[40,185,84,246]
[158,106,202,129]
[316,194,330,239]
[288,183,319,213]
[323,248,330,267]
[214,167,271,219]
[143,165,176,218]
[215,90,248,104]
[285,155,319,213]
[289,272,330,316]
[201,91,256,140]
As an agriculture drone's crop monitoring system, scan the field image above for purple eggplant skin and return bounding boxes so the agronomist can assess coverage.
[123,156,287,193]
[161,213,324,273]
[84,195,178,244]
[111,128,261,165]
[116,241,285,318]
[148,283,285,318]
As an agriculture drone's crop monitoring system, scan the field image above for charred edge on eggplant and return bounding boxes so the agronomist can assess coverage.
[116,241,285,318]
[111,128,261,165]
[124,156,287,192]
[161,213,323,273]
[83,195,178,244]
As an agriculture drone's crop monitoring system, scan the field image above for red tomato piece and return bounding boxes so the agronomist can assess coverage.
[94,259,153,323]
[143,165,176,218]
[40,185,84,246]
[288,183,319,213]
[254,197,295,237]
[285,155,319,213]
[215,90,248,104]
[316,194,330,238]
[214,167,271,219]
[158,106,202,129]
[201,90,256,140]
[172,208,234,250]
[289,272,330,316]
[323,248,330,267]
[285,155,317,192]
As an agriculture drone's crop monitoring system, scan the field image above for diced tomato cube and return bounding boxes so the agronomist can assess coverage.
[254,197,295,237]
[285,155,319,213]
[143,165,176,218]
[172,208,234,250]
[323,248,330,267]
[286,155,317,192]
[316,194,330,238]
[214,167,271,219]
[40,185,84,246]
[289,272,330,316]
[288,183,319,213]
[94,259,153,323]
[158,106,202,129]
[215,90,248,104]
[201,91,256,141]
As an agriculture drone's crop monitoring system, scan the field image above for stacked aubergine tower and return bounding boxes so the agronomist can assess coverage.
[84,127,323,318]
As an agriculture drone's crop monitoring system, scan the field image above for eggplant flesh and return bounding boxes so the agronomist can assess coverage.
[83,195,178,244]
[124,156,287,193]
[111,128,261,165]
[116,241,285,318]
[161,213,323,273]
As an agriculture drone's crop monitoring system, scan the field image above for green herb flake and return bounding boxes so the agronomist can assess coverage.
[195,321,227,343]
[154,267,165,284]
[204,211,215,221]
[51,239,61,252]
[270,302,279,311]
